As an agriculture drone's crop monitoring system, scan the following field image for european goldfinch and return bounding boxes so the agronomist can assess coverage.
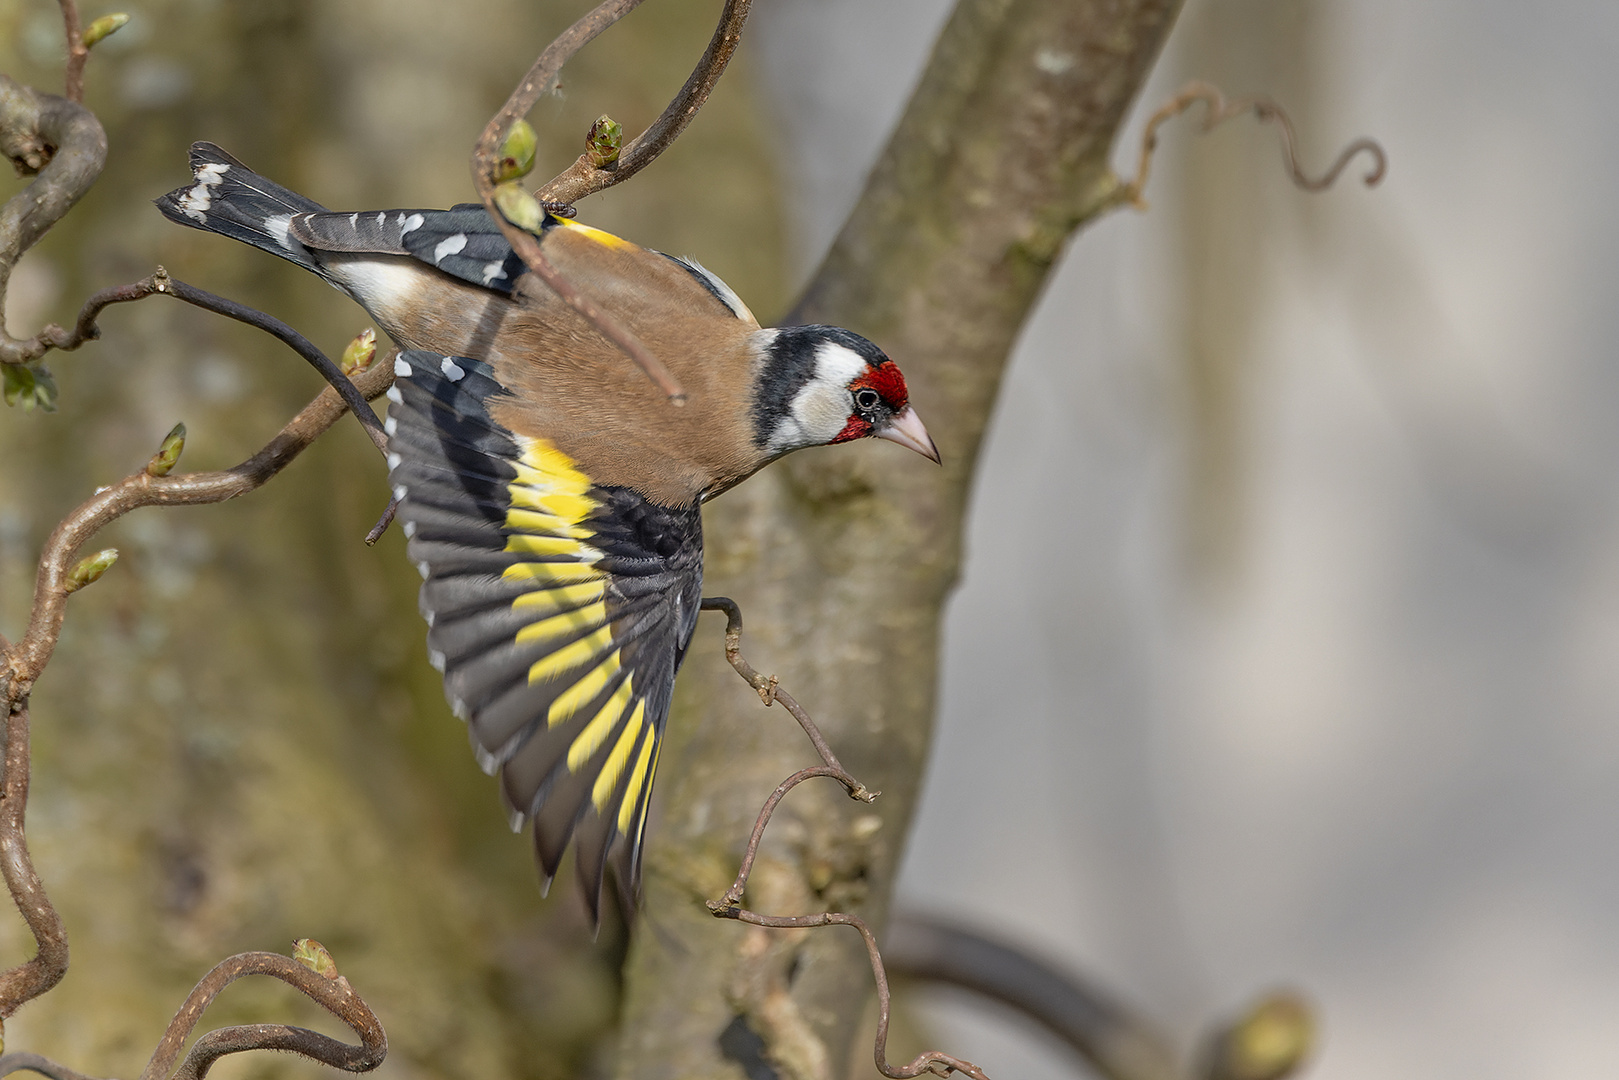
[157,143,938,917]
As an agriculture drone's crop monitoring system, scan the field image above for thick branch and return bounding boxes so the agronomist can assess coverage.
[0,703,67,1017]
[617,1,1187,1075]
[0,76,107,363]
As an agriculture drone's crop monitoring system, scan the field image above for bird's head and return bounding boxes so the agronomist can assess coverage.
[753,325,940,464]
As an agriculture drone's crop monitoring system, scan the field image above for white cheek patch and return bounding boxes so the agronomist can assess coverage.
[771,342,868,452]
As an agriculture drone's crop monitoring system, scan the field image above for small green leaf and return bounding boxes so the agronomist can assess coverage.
[3,364,58,413]
[340,327,377,375]
[586,115,622,169]
[492,181,544,233]
[82,13,130,49]
[66,549,118,594]
[146,423,186,476]
[292,938,340,980]
[494,119,538,183]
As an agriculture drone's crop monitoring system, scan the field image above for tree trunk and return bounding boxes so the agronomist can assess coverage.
[616,1,1184,1077]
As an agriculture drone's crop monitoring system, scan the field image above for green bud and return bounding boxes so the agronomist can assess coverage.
[146,423,186,476]
[66,549,118,594]
[494,119,538,183]
[82,13,130,48]
[292,938,340,980]
[340,328,377,375]
[493,181,544,233]
[586,115,622,169]
[3,364,58,413]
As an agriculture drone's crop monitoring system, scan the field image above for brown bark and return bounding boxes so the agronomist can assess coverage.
[616,1,1184,1077]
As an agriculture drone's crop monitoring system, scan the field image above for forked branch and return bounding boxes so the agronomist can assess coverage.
[469,0,756,403]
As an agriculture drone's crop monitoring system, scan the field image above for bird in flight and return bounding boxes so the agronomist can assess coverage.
[158,142,938,920]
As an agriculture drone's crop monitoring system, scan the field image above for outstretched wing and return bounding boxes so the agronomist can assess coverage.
[384,349,702,919]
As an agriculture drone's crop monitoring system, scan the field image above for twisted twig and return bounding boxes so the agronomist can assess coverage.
[141,951,386,1080]
[700,599,986,1079]
[1119,79,1387,208]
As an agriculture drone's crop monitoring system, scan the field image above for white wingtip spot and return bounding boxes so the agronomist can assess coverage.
[376,212,386,226]
[264,214,294,251]
[428,649,446,672]
[394,356,413,377]
[433,233,468,264]
[385,386,403,405]
[400,212,424,236]
[402,520,417,539]
[415,560,430,580]
[386,452,402,470]
[471,739,501,775]
[440,356,465,381]
[349,212,359,228]
[392,484,408,501]
[383,415,398,436]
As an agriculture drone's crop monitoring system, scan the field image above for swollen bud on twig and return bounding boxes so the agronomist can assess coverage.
[292,938,340,980]
[587,115,622,169]
[1203,991,1315,1080]
[146,423,186,476]
[82,13,131,48]
[340,328,377,375]
[65,549,118,594]
[2,363,58,413]
[493,181,545,233]
[494,119,538,183]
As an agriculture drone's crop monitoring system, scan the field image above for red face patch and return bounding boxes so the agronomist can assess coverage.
[850,360,909,411]
[830,417,873,444]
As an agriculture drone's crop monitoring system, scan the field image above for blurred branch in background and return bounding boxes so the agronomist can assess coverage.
[885,916,1315,1080]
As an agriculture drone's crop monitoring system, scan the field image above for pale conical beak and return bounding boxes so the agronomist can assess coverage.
[874,406,941,464]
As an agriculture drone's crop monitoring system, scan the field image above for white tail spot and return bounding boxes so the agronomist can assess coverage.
[433,234,468,264]
[440,356,465,381]
[400,212,424,236]
[394,356,413,377]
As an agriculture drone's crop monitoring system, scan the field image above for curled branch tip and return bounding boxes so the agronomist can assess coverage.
[1122,80,1387,208]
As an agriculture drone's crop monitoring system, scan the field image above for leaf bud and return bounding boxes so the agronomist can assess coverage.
[586,115,622,169]
[146,423,186,476]
[292,938,340,980]
[494,119,538,183]
[82,13,130,49]
[66,549,119,594]
[340,328,377,375]
[493,181,544,232]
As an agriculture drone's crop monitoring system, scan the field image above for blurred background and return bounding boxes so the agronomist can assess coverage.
[3,1,1617,1079]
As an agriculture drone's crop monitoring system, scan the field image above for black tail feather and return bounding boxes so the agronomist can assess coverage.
[155,142,327,274]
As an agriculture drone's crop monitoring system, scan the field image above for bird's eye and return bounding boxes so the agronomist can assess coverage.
[853,388,881,411]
